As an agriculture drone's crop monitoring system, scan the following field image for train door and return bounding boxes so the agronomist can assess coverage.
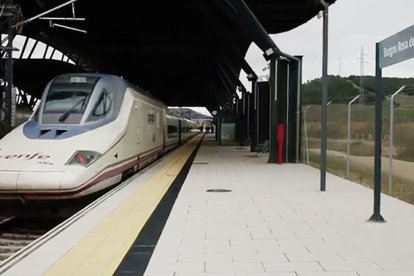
[162,109,167,150]
[134,99,140,152]
[148,110,156,144]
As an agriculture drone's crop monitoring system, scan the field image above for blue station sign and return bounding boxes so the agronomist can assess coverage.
[379,25,414,68]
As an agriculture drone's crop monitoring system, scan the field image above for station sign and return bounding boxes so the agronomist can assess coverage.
[379,24,414,68]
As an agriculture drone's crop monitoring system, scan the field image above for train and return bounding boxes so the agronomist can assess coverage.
[0,73,200,216]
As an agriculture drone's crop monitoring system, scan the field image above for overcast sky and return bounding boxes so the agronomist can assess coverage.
[241,0,414,85]
[196,0,414,115]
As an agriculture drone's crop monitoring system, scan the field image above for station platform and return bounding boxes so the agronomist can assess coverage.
[1,134,414,276]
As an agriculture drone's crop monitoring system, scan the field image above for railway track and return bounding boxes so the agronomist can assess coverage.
[0,173,146,264]
[0,158,166,267]
[0,217,64,262]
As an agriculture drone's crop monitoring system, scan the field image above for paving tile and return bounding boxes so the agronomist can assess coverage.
[175,273,235,276]
[178,253,232,262]
[297,272,358,276]
[232,252,288,262]
[144,273,174,276]
[144,261,204,274]
[263,262,323,272]
[144,137,414,276]
[318,261,382,271]
[205,261,264,273]
[374,260,414,270]
[251,232,275,240]
[236,273,296,276]
[285,251,342,262]
[357,271,414,276]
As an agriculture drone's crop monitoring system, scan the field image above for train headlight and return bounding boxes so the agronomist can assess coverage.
[66,151,101,167]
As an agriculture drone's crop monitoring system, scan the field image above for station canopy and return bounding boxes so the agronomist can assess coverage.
[7,0,335,111]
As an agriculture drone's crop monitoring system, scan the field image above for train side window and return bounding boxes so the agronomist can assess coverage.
[168,125,178,133]
[147,113,155,124]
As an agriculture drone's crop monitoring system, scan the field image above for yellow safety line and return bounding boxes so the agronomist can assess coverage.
[44,135,202,276]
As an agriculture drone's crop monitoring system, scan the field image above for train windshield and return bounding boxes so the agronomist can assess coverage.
[41,76,100,124]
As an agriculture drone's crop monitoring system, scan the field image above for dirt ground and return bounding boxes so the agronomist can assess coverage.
[309,148,414,181]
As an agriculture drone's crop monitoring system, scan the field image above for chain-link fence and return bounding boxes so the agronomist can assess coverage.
[302,88,414,205]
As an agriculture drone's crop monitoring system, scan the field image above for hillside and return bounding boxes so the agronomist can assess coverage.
[303,75,414,105]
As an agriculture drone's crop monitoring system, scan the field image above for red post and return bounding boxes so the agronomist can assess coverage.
[277,124,285,164]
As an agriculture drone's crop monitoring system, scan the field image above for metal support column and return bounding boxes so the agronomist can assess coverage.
[218,112,222,145]
[370,42,385,222]
[257,82,270,146]
[268,58,279,163]
[178,120,182,145]
[287,56,303,163]
[238,92,249,145]
[320,0,329,191]
[268,58,288,163]
[235,97,244,145]
[246,92,251,141]
[215,117,218,141]
[294,56,303,163]
[0,14,15,138]
[249,80,258,152]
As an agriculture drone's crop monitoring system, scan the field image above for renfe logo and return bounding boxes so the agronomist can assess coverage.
[0,153,51,160]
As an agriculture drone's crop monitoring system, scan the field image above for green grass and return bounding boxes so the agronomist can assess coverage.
[394,108,414,122]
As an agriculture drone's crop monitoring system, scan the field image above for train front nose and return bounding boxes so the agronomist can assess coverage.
[0,171,19,189]
[0,152,67,191]
[0,170,63,192]
[17,171,63,190]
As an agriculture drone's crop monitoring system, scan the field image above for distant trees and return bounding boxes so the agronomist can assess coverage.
[303,75,414,105]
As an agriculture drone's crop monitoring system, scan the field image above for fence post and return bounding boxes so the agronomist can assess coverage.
[346,95,360,179]
[388,85,405,195]
[303,105,311,164]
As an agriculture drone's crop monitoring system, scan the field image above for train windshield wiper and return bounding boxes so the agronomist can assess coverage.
[59,99,85,122]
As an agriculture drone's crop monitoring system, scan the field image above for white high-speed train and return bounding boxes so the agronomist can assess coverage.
[0,73,200,215]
